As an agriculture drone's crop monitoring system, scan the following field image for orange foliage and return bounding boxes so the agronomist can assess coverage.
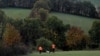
[3,23,21,46]
[66,26,87,48]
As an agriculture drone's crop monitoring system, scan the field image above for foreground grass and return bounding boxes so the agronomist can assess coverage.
[23,51,100,56]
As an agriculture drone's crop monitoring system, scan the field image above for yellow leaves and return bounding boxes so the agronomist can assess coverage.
[3,23,21,46]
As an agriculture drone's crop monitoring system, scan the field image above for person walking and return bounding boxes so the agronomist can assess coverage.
[38,46,43,54]
[51,44,56,53]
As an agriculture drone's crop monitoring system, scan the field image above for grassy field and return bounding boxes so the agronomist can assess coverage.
[23,51,100,56]
[0,8,100,34]
[0,8,31,19]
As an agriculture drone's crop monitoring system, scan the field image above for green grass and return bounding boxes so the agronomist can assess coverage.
[23,51,100,56]
[0,8,100,34]
[0,8,31,19]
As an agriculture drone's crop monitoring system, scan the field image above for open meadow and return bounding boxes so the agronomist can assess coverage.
[23,51,100,56]
[0,8,31,19]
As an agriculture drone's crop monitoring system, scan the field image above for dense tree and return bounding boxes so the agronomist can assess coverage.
[20,18,42,45]
[49,0,98,18]
[38,8,48,21]
[97,7,100,18]
[5,18,23,30]
[3,23,21,46]
[89,21,100,45]
[0,1,3,7]
[66,26,89,50]
[29,0,50,18]
[33,0,50,10]
[4,18,41,45]
[0,23,28,56]
[46,16,70,50]
[0,10,6,39]
[0,10,5,23]
[0,0,36,8]
[78,1,97,18]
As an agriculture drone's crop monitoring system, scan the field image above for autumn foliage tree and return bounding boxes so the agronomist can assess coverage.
[66,26,89,50]
[3,23,21,47]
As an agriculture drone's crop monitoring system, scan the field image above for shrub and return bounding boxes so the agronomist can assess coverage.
[0,46,14,56]
[0,43,28,56]
[36,37,52,52]
[88,43,99,49]
[13,44,28,55]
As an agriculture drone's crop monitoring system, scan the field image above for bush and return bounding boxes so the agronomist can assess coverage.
[0,46,14,56]
[0,43,28,56]
[36,37,52,52]
[13,44,28,55]
[88,43,99,49]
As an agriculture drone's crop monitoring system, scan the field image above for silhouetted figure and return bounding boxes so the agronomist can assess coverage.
[38,46,43,54]
[51,44,56,53]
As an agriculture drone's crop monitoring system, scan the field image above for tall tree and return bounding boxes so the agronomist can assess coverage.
[38,8,48,21]
[46,16,70,50]
[66,26,88,50]
[29,0,50,18]
[0,10,5,23]
[97,7,100,18]
[21,19,42,45]
[3,23,21,46]
[0,10,6,39]
[89,21,100,45]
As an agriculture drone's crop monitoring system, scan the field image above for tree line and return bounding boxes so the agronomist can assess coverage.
[0,0,36,8]
[50,0,98,18]
[0,0,100,18]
